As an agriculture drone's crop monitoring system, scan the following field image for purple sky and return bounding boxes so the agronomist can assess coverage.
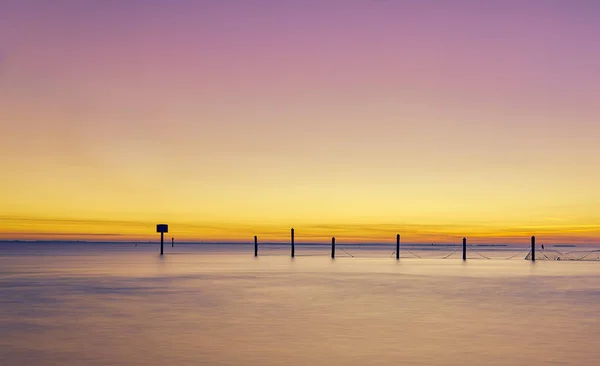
[1,1,599,241]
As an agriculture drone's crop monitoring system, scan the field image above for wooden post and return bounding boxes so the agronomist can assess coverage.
[171,238,174,247]
[254,236,258,257]
[531,236,535,262]
[291,228,295,258]
[462,237,466,261]
[160,232,164,255]
[331,237,336,259]
[396,234,400,260]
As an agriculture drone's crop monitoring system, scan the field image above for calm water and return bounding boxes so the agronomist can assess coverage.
[1,243,599,366]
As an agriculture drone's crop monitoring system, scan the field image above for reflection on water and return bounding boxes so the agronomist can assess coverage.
[1,243,599,366]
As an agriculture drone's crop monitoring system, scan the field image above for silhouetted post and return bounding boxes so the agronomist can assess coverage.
[291,228,295,258]
[531,236,535,262]
[156,224,168,255]
[396,234,400,260]
[331,237,336,259]
[254,236,258,257]
[171,238,174,247]
[462,237,467,261]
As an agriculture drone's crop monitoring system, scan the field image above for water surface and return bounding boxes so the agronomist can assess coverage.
[1,243,599,365]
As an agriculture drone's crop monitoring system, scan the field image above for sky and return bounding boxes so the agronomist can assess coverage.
[1,0,599,244]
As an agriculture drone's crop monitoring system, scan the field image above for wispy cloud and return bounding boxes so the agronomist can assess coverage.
[3,215,597,244]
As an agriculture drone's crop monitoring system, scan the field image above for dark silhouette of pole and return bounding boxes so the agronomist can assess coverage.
[396,234,400,260]
[254,236,258,257]
[160,232,164,255]
[291,228,295,258]
[531,236,535,262]
[331,237,336,259]
[171,238,174,247]
[462,237,466,260]
[156,224,168,255]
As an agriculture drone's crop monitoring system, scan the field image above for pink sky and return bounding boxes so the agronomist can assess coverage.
[1,1,599,242]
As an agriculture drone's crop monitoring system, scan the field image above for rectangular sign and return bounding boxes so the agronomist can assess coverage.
[156,224,169,233]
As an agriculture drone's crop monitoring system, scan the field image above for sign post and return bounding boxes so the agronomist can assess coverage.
[156,224,169,255]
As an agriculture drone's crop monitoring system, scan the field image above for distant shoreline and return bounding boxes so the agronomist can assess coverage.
[0,241,584,247]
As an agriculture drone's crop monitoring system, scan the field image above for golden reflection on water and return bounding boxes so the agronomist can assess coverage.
[1,244,599,366]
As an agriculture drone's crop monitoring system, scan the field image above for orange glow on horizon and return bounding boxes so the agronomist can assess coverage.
[0,215,598,244]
